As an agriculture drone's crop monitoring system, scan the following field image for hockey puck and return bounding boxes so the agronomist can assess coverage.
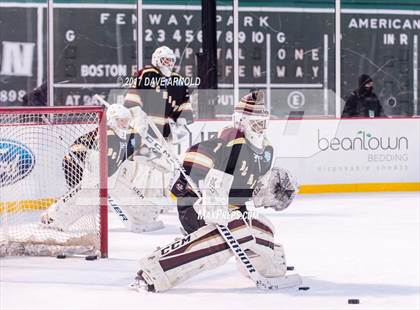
[287,266,294,271]
[298,286,310,291]
[348,299,360,304]
[56,254,66,259]
[85,255,98,261]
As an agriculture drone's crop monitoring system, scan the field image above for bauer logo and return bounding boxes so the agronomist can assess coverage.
[0,140,35,187]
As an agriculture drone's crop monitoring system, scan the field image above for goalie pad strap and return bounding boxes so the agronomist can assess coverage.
[255,238,274,250]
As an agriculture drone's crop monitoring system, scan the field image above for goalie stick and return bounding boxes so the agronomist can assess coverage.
[94,95,302,290]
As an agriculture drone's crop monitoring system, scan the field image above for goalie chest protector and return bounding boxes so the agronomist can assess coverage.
[218,127,273,207]
[176,127,273,208]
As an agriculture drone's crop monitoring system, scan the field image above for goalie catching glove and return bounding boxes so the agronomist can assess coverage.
[252,167,298,211]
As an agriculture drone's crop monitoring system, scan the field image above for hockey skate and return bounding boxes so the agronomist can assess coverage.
[129,271,155,292]
[39,205,65,232]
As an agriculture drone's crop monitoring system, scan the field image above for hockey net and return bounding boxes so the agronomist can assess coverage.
[0,106,108,257]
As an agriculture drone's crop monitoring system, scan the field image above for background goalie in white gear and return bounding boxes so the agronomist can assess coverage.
[41,104,165,233]
[132,90,299,292]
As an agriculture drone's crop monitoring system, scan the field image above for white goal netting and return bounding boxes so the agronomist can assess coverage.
[0,107,107,257]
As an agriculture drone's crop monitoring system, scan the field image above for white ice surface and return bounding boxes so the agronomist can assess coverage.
[1,192,419,310]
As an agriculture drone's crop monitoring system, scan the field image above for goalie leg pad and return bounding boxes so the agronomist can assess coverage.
[131,165,176,214]
[136,218,254,292]
[41,151,101,231]
[121,205,164,232]
[237,243,287,279]
[236,214,287,278]
[109,161,165,232]
[41,187,98,231]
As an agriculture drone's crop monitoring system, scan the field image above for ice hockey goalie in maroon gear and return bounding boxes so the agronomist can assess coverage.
[132,90,299,292]
[171,90,274,233]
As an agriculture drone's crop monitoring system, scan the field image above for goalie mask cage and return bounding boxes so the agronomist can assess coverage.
[0,106,108,258]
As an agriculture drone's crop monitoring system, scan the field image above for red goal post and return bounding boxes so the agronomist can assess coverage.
[0,106,108,258]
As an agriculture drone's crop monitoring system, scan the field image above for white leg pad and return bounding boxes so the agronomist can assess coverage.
[109,161,166,232]
[40,188,98,231]
[41,150,100,231]
[136,218,254,292]
[131,165,176,213]
[236,214,287,278]
[121,205,164,232]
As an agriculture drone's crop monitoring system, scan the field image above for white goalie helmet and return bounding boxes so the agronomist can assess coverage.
[233,90,269,150]
[151,46,176,77]
[107,104,132,139]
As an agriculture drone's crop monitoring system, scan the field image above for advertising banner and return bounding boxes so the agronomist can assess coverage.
[0,118,418,205]
[186,118,420,191]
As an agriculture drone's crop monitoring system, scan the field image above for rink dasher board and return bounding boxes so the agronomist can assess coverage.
[184,118,420,192]
[1,119,418,211]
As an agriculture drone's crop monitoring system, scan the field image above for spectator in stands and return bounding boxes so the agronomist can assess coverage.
[342,74,385,118]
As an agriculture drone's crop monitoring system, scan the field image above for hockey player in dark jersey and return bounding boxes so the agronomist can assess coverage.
[41,104,166,232]
[123,46,194,204]
[124,46,193,140]
[62,105,140,189]
[172,91,274,233]
[131,90,299,292]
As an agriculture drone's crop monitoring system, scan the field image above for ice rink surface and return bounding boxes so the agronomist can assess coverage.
[1,192,419,310]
